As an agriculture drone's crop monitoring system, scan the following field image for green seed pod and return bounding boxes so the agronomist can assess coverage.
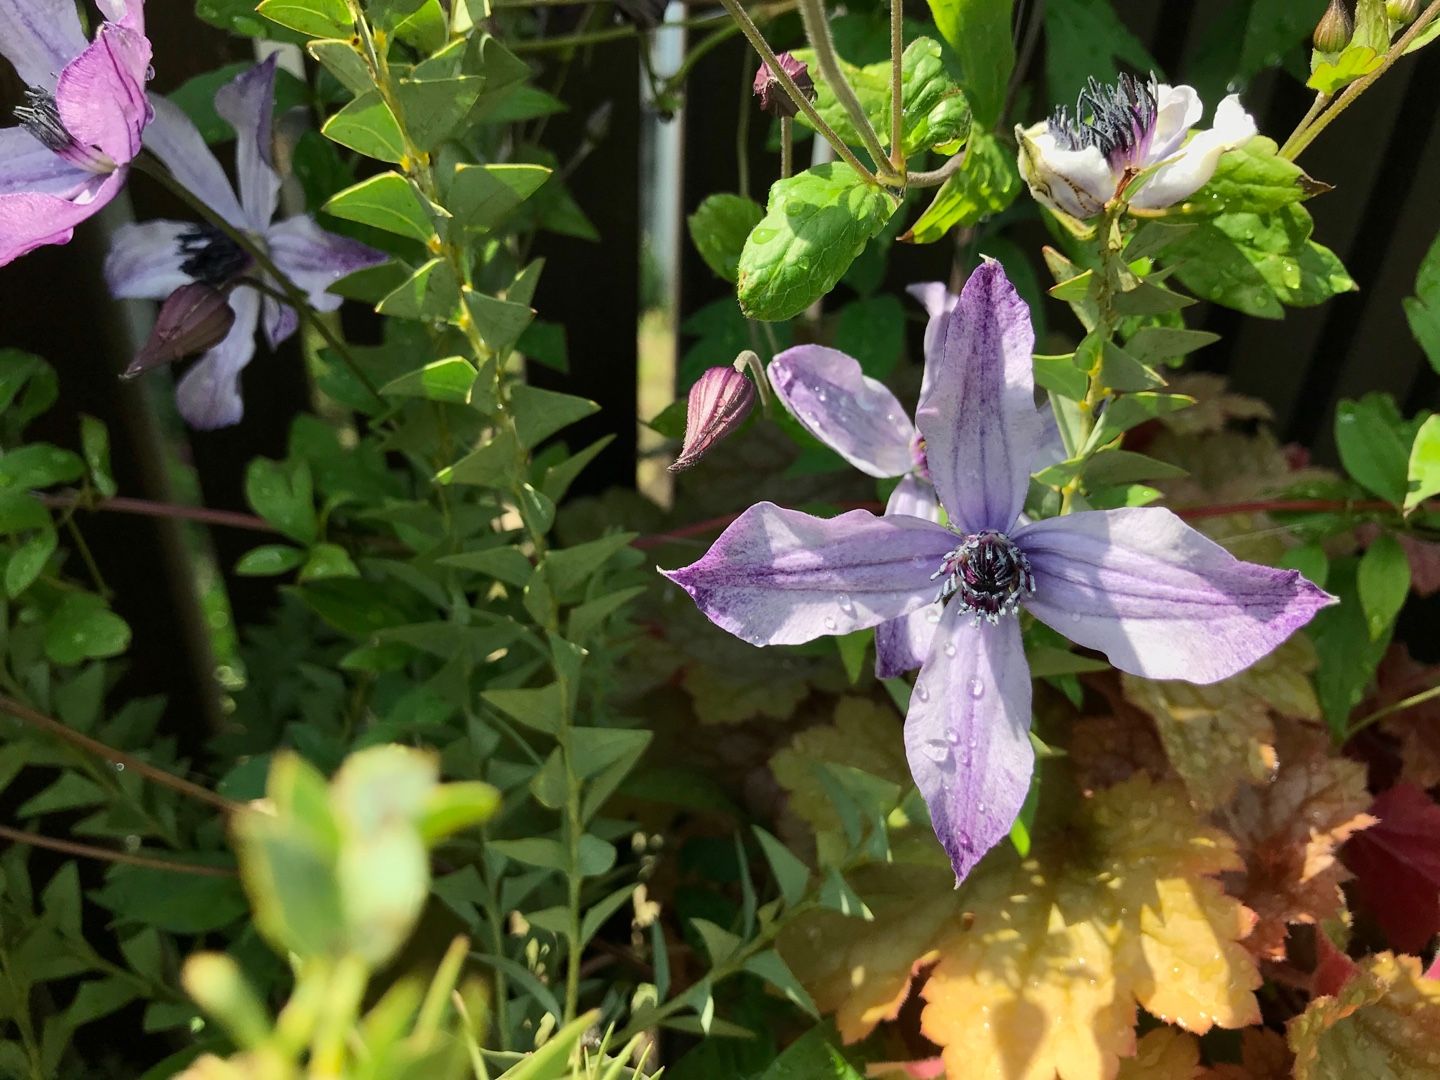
[1314,0,1355,52]
[1387,0,1420,24]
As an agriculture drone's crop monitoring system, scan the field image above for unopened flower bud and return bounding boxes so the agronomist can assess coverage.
[1387,0,1420,24]
[753,53,815,119]
[669,364,756,472]
[124,283,235,380]
[1314,0,1354,53]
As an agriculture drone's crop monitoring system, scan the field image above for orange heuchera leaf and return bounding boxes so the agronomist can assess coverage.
[1288,953,1440,1078]
[1221,718,1376,961]
[1373,646,1440,789]
[1120,636,1320,810]
[1202,1029,1292,1078]
[1067,700,1170,793]
[778,862,956,1042]
[920,776,1261,1080]
[1114,1028,1200,1079]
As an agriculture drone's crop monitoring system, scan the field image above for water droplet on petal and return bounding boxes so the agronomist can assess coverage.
[943,641,957,657]
[823,615,837,630]
[922,740,950,764]
[969,678,984,699]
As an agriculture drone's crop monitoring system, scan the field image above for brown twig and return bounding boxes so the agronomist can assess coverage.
[0,696,243,817]
[38,493,274,534]
[0,823,236,878]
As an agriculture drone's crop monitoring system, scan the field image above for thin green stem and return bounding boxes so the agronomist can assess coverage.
[737,53,754,199]
[1282,0,1440,160]
[715,0,881,184]
[908,145,967,188]
[131,156,385,409]
[1279,90,1331,158]
[664,18,744,93]
[797,0,893,175]
[1347,681,1440,741]
[888,0,904,171]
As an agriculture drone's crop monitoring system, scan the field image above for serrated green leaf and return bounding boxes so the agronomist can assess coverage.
[1161,136,1331,217]
[688,193,764,283]
[738,163,897,321]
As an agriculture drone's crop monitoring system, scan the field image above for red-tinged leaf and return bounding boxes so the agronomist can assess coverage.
[1371,646,1440,789]
[865,1059,945,1079]
[1344,784,1440,953]
[1312,930,1361,999]
[1288,953,1440,1078]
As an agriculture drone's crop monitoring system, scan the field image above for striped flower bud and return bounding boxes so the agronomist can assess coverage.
[753,53,815,119]
[669,364,757,472]
[124,283,236,380]
[1314,0,1355,52]
[1387,0,1420,24]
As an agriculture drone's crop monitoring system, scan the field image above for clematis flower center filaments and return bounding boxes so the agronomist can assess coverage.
[1048,73,1159,172]
[13,88,116,174]
[177,225,252,288]
[931,531,1035,620]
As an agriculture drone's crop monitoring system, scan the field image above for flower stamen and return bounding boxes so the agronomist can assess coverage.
[930,531,1035,623]
[1048,72,1159,171]
[14,88,116,174]
[177,226,252,288]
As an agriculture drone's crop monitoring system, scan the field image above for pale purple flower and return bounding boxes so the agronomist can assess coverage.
[663,261,1333,883]
[103,57,384,429]
[1016,74,1256,220]
[0,0,151,266]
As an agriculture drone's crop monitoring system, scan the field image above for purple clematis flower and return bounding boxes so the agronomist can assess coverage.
[664,261,1334,883]
[0,0,151,266]
[103,56,384,429]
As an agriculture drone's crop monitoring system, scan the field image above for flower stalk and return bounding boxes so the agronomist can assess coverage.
[889,0,905,172]
[796,0,895,178]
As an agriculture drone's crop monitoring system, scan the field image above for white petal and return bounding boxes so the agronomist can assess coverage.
[1146,83,1203,162]
[1016,123,1113,220]
[1130,95,1257,211]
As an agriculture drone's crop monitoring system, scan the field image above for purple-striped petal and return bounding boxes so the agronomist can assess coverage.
[0,169,123,268]
[906,280,958,399]
[143,98,246,228]
[266,215,386,312]
[661,502,953,647]
[216,56,280,232]
[54,23,151,165]
[767,345,917,478]
[96,0,145,35]
[875,475,944,678]
[1014,507,1335,683]
[104,219,193,299]
[261,295,300,350]
[0,128,91,198]
[905,609,1033,884]
[175,286,261,430]
[0,0,88,87]
[916,259,1044,535]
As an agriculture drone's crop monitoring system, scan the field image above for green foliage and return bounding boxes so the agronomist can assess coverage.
[924,0,1014,128]
[904,129,1021,243]
[688,194,764,284]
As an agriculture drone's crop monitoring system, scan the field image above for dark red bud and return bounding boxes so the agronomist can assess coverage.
[669,366,756,472]
[753,53,816,119]
[124,283,235,380]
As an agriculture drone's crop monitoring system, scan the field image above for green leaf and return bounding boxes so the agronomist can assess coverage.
[790,49,888,151]
[1404,228,1440,374]
[1125,221,1198,262]
[737,163,898,321]
[377,258,460,321]
[448,163,552,231]
[1334,394,1415,506]
[579,884,637,946]
[1311,558,1391,735]
[321,91,406,164]
[904,130,1021,243]
[744,950,820,1018]
[245,457,316,543]
[80,416,116,498]
[256,0,352,37]
[1099,339,1167,391]
[1045,0,1157,104]
[577,834,616,877]
[307,38,373,95]
[394,75,484,150]
[435,429,520,488]
[91,867,246,934]
[1357,533,1411,640]
[1169,204,1356,318]
[691,917,742,966]
[0,444,85,490]
[490,837,567,873]
[1308,45,1384,93]
[833,295,905,378]
[323,173,436,242]
[1406,415,1440,510]
[925,0,1014,128]
[416,781,501,844]
[1033,353,1089,400]
[753,826,810,908]
[1086,392,1195,449]
[380,357,477,404]
[496,1011,600,1080]
[300,543,359,582]
[1161,136,1331,217]
[892,38,972,156]
[542,533,636,596]
[5,526,55,597]
[235,544,306,577]
[437,545,533,586]
[45,596,130,665]
[1123,326,1221,367]
[482,684,563,734]
[688,193,764,284]
[462,289,534,355]
[509,384,599,449]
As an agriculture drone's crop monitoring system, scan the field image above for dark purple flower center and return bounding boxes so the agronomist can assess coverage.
[14,87,116,174]
[178,226,251,288]
[930,531,1035,622]
[1048,73,1159,171]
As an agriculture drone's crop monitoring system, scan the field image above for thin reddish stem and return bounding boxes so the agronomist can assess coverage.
[0,823,236,878]
[39,493,274,534]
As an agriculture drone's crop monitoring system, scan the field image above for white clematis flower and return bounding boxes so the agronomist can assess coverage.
[1015,73,1257,220]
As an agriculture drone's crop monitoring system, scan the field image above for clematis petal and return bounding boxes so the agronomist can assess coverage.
[266,214,386,312]
[1016,123,1113,220]
[662,502,953,647]
[907,280,959,399]
[215,56,281,232]
[104,219,194,299]
[1146,83,1203,163]
[876,475,944,678]
[0,169,122,268]
[0,127,92,197]
[54,24,151,165]
[175,286,261,430]
[1015,506,1335,683]
[1129,94,1257,211]
[916,259,1044,535]
[96,0,145,35]
[905,609,1033,884]
[0,0,88,87]
[261,295,300,350]
[768,345,917,478]
[143,98,246,227]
